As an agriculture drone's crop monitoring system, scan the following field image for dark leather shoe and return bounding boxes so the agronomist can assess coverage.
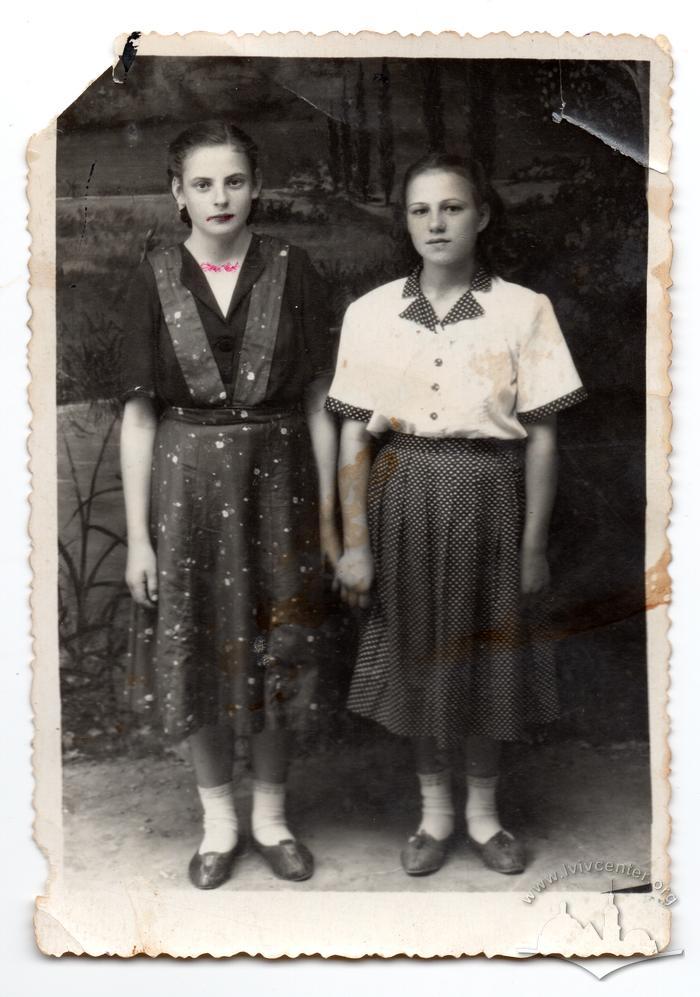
[400,830,451,876]
[253,838,314,881]
[188,839,244,890]
[467,829,526,875]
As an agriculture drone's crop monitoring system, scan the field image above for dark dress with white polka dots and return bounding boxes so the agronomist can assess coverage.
[121,235,335,739]
[328,268,583,749]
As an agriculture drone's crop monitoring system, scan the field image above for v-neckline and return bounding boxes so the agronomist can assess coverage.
[179,235,264,324]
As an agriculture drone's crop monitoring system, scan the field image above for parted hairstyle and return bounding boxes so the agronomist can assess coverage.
[401,152,504,272]
[167,120,260,227]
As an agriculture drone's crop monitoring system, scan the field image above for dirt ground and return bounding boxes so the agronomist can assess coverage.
[62,737,651,895]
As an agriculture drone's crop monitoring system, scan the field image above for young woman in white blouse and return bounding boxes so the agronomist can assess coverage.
[326,153,586,877]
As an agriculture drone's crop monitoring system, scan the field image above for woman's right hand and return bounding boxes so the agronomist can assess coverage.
[125,539,158,607]
[319,515,342,573]
[333,545,374,609]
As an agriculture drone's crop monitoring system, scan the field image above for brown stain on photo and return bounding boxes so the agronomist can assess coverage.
[645,546,671,611]
[372,447,399,487]
[338,441,373,549]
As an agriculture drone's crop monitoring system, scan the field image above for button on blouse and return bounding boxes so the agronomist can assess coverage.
[326,268,586,439]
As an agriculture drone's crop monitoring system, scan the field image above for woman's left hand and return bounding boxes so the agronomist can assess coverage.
[333,545,374,608]
[520,547,550,602]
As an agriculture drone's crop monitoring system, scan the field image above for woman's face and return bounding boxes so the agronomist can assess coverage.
[405,169,490,269]
[172,143,261,241]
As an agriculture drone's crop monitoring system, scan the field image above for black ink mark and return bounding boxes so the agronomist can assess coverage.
[113,31,141,85]
[79,162,96,245]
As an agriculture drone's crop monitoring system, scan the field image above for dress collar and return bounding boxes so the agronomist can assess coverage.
[178,234,266,323]
[400,264,492,331]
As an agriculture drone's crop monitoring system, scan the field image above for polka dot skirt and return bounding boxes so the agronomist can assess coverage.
[347,433,559,748]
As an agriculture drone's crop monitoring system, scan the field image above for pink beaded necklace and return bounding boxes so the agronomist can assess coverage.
[199,261,240,273]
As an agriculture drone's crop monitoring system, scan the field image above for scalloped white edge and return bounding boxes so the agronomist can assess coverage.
[28,28,673,959]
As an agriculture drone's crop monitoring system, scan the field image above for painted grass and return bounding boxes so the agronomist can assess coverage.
[57,191,398,276]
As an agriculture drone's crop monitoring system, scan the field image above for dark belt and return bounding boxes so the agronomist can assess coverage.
[162,404,301,426]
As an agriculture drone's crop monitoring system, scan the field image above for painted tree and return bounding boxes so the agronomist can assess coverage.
[419,61,446,153]
[377,57,395,205]
[327,109,342,192]
[353,63,372,201]
[462,60,495,175]
[340,71,354,195]
[354,64,372,200]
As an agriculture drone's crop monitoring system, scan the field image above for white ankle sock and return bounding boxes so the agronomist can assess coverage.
[465,774,502,844]
[252,779,293,846]
[417,770,455,841]
[197,782,239,854]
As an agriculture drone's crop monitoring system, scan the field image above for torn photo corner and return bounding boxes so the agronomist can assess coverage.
[29,30,672,958]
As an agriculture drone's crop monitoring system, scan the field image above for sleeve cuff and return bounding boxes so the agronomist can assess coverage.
[324,396,373,421]
[518,386,588,424]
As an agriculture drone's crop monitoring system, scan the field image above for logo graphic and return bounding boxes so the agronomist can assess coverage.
[518,888,683,978]
[530,892,656,957]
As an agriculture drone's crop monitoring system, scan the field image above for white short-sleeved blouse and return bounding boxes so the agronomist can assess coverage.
[326,268,586,439]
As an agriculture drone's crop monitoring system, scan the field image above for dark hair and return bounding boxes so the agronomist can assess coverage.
[167,120,260,227]
[401,152,504,271]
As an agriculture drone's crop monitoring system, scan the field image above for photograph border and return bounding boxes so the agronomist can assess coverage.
[28,28,673,958]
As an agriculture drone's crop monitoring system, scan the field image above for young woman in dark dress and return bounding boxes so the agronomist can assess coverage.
[120,121,339,890]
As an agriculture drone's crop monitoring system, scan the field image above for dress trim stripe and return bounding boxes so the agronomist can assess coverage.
[149,247,228,406]
[518,387,588,423]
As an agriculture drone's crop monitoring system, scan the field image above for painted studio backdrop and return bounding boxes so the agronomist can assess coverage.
[56,56,649,773]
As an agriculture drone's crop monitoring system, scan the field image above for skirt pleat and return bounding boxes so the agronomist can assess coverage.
[125,410,324,738]
[347,433,558,748]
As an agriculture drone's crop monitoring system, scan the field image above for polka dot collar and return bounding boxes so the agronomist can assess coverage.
[400,265,492,331]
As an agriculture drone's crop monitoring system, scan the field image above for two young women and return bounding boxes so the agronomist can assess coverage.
[120,119,585,890]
